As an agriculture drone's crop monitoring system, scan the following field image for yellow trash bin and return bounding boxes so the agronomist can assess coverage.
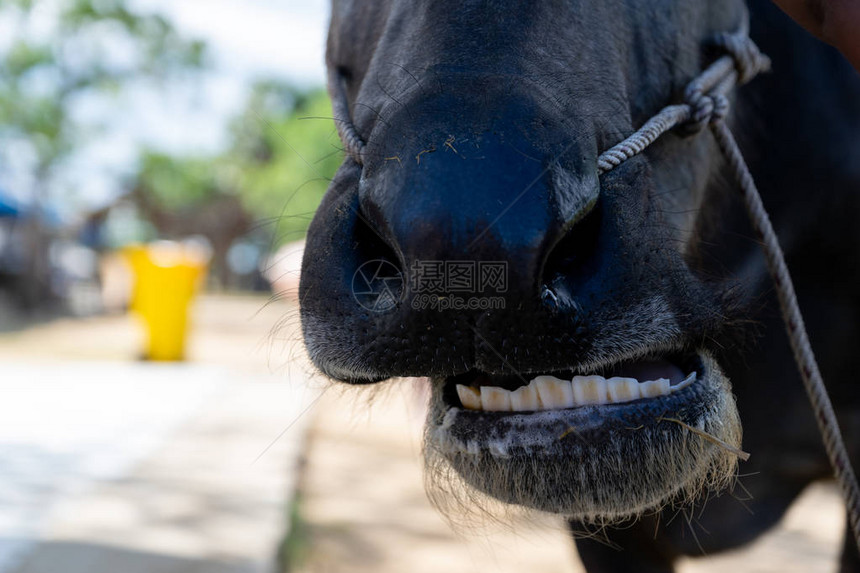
[123,241,209,361]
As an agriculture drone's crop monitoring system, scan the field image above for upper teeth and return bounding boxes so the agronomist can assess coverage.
[456,371,696,412]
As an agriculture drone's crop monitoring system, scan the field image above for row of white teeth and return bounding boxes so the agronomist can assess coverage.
[456,372,696,412]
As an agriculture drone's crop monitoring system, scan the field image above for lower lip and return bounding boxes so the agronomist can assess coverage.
[424,352,739,520]
[432,376,708,460]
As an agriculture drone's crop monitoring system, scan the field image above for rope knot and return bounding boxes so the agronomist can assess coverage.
[711,94,730,122]
[593,25,770,173]
[712,31,771,85]
[680,88,715,135]
[677,33,770,136]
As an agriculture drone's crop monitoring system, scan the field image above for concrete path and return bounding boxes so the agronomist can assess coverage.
[0,363,310,573]
[0,295,316,573]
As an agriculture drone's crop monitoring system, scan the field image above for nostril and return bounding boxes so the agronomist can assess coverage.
[541,285,560,312]
[541,200,603,298]
[350,210,405,313]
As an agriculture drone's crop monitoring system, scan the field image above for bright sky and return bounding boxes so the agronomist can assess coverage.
[115,0,330,161]
[127,0,331,147]
[133,0,329,85]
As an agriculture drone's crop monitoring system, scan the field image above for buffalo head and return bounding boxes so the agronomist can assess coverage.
[300,0,751,523]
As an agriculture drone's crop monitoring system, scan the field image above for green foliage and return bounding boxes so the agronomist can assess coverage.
[131,84,341,248]
[3,42,53,77]
[135,152,224,211]
[1,0,340,250]
[227,84,341,246]
[0,0,206,189]
[60,0,206,73]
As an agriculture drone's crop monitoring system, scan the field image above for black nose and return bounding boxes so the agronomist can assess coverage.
[361,135,561,300]
[360,84,603,303]
[300,86,600,382]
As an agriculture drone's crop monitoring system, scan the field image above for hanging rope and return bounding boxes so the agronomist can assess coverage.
[596,28,860,551]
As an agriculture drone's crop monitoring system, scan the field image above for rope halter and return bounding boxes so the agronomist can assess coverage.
[597,28,771,173]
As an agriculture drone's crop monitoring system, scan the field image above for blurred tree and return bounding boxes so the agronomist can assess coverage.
[128,84,342,288]
[131,151,251,288]
[227,83,342,248]
[0,0,205,307]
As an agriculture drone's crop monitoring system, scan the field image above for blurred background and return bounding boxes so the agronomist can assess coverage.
[0,1,847,572]
[0,0,334,318]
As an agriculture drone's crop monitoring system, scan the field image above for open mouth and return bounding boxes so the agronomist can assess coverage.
[432,349,718,457]
[425,349,741,520]
[445,353,699,413]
